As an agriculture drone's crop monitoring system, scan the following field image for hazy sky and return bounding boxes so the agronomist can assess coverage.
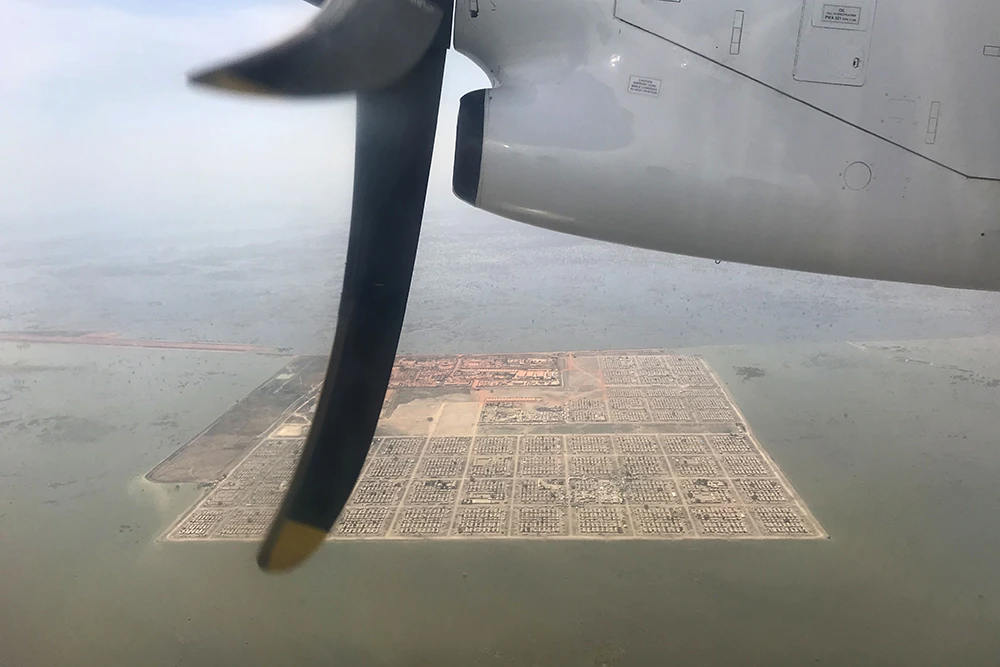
[1,0,490,234]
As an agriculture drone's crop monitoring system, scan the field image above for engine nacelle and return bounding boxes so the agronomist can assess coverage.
[453,0,1000,291]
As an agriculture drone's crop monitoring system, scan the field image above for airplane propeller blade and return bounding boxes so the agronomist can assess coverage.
[202,1,449,571]
[189,0,444,97]
[189,0,452,570]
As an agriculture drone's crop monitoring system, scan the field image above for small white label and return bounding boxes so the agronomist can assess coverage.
[822,4,861,25]
[628,76,661,97]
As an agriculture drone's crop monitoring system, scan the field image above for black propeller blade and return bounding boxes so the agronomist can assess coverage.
[189,0,444,97]
[189,0,453,571]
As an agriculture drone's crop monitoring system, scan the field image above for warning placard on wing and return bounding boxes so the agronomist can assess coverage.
[821,4,861,26]
[628,76,661,97]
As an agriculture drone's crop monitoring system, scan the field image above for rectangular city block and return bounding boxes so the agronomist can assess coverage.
[165,352,824,542]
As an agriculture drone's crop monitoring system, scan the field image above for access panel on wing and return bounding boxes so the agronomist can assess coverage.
[613,0,1000,180]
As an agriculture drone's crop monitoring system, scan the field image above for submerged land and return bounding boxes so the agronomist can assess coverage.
[161,351,823,541]
[6,217,1000,666]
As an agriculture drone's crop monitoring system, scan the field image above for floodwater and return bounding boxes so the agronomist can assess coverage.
[2,217,1000,665]
[5,211,1000,355]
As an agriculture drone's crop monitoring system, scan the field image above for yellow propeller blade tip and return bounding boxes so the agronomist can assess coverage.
[189,69,276,97]
[257,518,328,572]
